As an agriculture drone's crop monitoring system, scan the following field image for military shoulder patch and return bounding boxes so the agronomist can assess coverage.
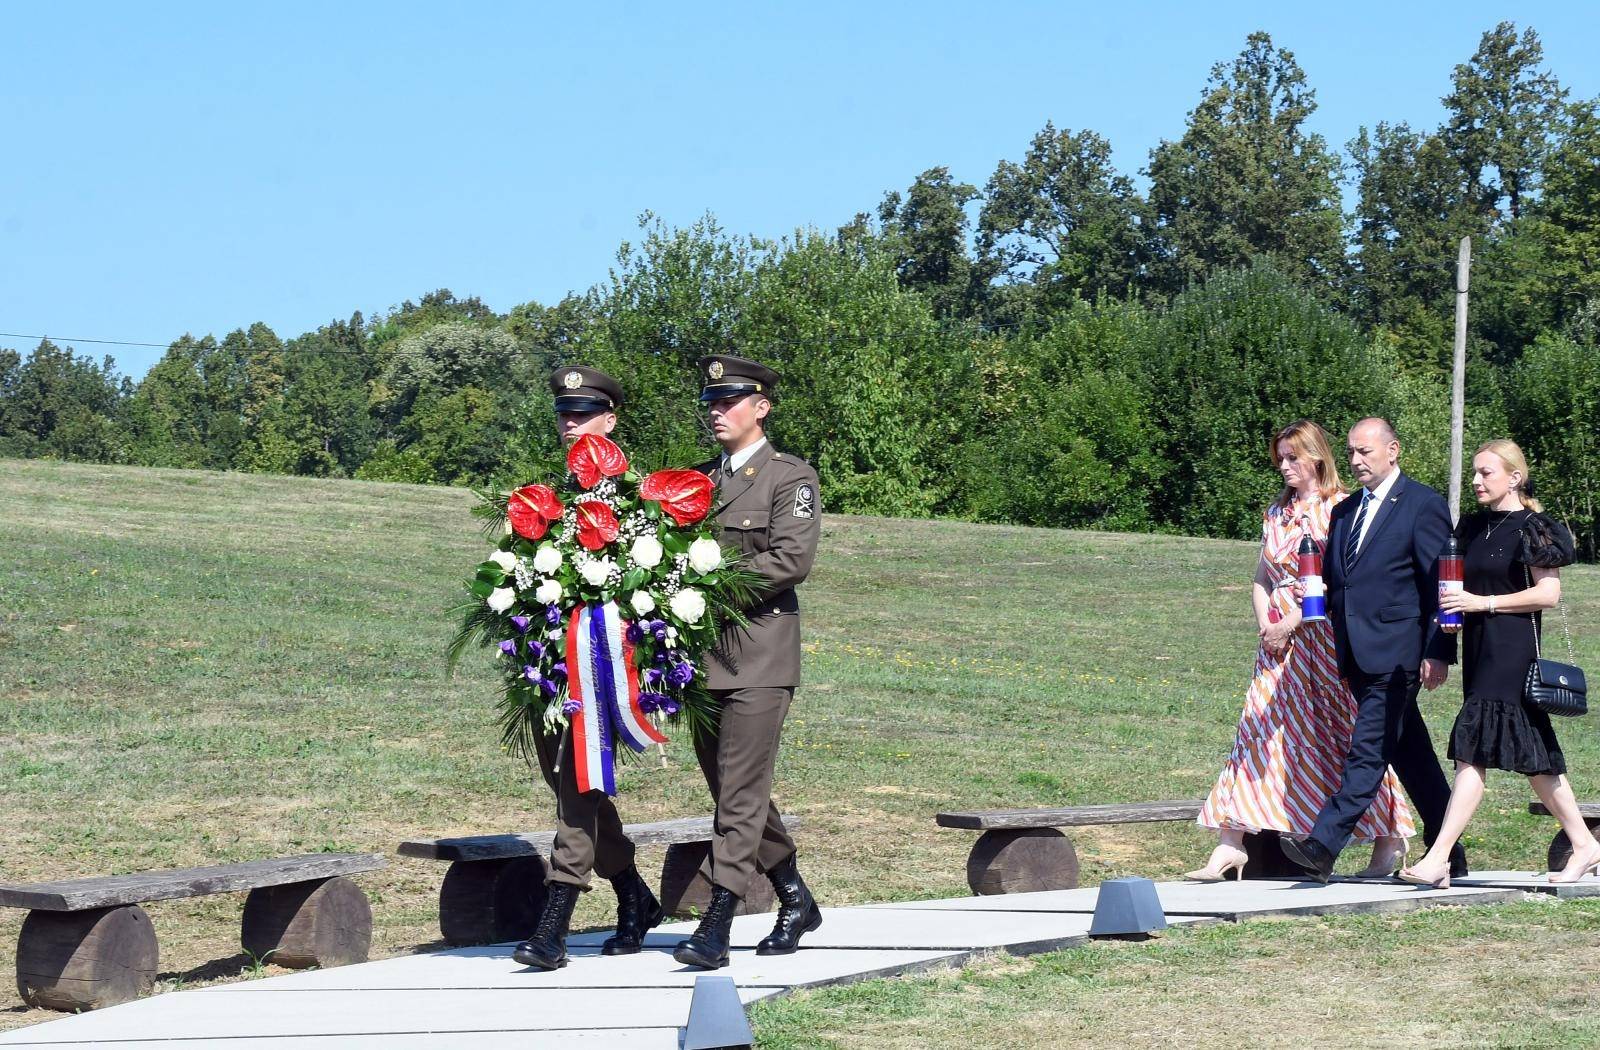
[792,483,815,519]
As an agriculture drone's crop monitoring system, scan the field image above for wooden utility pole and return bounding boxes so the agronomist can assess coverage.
[1448,237,1471,525]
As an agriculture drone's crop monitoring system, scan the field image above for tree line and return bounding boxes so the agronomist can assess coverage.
[3,24,1597,557]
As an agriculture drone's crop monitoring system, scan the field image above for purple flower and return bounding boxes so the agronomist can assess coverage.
[561,697,582,715]
[653,650,668,664]
[651,620,669,641]
[527,640,546,661]
[644,667,664,687]
[498,639,517,657]
[659,698,680,716]
[521,665,539,683]
[545,603,562,626]
[667,661,695,687]
[626,622,644,644]
[509,615,531,634]
[551,661,568,679]
[540,676,560,696]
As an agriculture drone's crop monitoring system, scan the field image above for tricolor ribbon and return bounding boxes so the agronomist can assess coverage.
[566,601,669,795]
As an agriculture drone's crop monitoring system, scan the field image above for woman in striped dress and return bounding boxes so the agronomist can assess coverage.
[1187,421,1415,880]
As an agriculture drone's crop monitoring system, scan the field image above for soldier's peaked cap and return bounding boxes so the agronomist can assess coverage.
[698,354,779,403]
[549,366,623,413]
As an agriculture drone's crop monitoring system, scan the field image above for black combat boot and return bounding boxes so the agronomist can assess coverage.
[672,885,738,969]
[512,882,579,970]
[601,865,663,956]
[756,853,822,956]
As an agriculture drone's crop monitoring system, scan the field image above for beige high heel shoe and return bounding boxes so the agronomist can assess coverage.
[1549,845,1600,885]
[1355,836,1409,878]
[1185,845,1249,882]
[1396,861,1450,889]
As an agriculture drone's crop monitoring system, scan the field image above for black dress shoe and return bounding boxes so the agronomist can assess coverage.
[1279,836,1336,884]
[673,886,738,970]
[602,865,663,956]
[513,882,579,970]
[756,853,822,956]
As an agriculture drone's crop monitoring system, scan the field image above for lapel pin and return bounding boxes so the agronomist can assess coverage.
[744,466,757,476]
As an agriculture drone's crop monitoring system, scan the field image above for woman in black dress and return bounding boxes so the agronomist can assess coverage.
[1399,439,1598,887]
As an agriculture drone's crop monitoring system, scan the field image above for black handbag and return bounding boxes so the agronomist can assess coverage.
[1523,565,1588,717]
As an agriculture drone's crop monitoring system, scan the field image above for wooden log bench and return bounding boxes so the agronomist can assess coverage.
[0,852,385,1013]
[400,814,804,946]
[937,800,1300,894]
[1529,801,1600,870]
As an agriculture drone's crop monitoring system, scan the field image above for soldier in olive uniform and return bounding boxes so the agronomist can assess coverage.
[673,354,824,970]
[513,366,662,971]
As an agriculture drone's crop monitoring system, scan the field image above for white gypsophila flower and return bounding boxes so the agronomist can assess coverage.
[532,544,562,575]
[580,559,612,587]
[630,534,664,569]
[489,550,517,572]
[513,561,536,592]
[535,579,562,605]
[669,587,706,624]
[486,587,516,613]
[630,590,657,616]
[688,537,722,574]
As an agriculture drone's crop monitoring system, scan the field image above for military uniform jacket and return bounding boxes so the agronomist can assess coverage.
[695,442,821,690]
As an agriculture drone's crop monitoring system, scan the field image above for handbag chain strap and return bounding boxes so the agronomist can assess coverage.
[1523,563,1577,664]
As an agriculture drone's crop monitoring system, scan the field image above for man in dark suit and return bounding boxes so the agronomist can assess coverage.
[672,353,824,970]
[1281,417,1466,882]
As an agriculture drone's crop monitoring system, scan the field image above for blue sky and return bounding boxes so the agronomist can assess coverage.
[3,2,1596,378]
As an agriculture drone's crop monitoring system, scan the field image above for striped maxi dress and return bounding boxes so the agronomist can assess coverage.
[1198,494,1416,842]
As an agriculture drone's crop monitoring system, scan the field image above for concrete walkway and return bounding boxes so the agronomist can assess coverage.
[2,871,1594,1048]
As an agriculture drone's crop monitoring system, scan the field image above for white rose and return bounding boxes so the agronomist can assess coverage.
[687,537,723,575]
[488,550,517,572]
[630,590,656,616]
[486,587,516,613]
[535,579,562,605]
[532,544,562,575]
[669,587,707,624]
[580,559,611,587]
[630,534,664,569]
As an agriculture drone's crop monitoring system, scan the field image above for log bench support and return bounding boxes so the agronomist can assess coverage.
[659,841,777,918]
[438,856,549,946]
[16,905,159,1012]
[2,853,385,1013]
[1530,802,1600,871]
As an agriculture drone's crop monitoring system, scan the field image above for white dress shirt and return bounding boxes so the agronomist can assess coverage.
[721,436,768,476]
[1352,469,1400,555]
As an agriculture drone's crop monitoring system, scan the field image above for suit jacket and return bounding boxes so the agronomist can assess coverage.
[695,441,821,689]
[1324,471,1457,678]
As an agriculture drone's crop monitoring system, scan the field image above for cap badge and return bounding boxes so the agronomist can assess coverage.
[708,361,725,380]
[563,371,583,389]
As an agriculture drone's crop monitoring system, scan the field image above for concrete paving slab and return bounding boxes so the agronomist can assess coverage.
[0,986,767,1044]
[0,1031,680,1050]
[575,907,1104,954]
[869,878,1526,919]
[191,943,962,992]
[1426,869,1600,899]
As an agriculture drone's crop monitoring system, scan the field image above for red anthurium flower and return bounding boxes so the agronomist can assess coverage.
[640,469,715,526]
[566,434,629,489]
[507,484,563,541]
[573,500,620,551]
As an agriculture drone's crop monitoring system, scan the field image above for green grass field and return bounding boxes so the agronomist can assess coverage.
[2,459,1597,1043]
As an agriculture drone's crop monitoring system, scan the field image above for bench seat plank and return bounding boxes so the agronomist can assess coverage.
[0,853,387,912]
[936,800,1204,831]
[400,815,804,862]
[1529,802,1600,819]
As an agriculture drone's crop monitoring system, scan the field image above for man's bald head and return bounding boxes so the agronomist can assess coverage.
[1347,417,1401,490]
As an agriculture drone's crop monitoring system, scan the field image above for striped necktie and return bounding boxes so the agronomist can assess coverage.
[1345,489,1374,564]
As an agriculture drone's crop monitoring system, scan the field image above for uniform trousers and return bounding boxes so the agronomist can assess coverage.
[694,686,797,899]
[540,728,636,889]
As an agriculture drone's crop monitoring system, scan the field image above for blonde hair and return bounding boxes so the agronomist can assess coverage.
[1271,420,1347,508]
[1477,438,1544,512]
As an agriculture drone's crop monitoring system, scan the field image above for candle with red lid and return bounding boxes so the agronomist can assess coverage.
[1437,533,1464,633]
[1297,519,1327,623]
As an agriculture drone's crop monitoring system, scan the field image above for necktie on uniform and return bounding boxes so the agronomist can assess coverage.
[1346,489,1374,564]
